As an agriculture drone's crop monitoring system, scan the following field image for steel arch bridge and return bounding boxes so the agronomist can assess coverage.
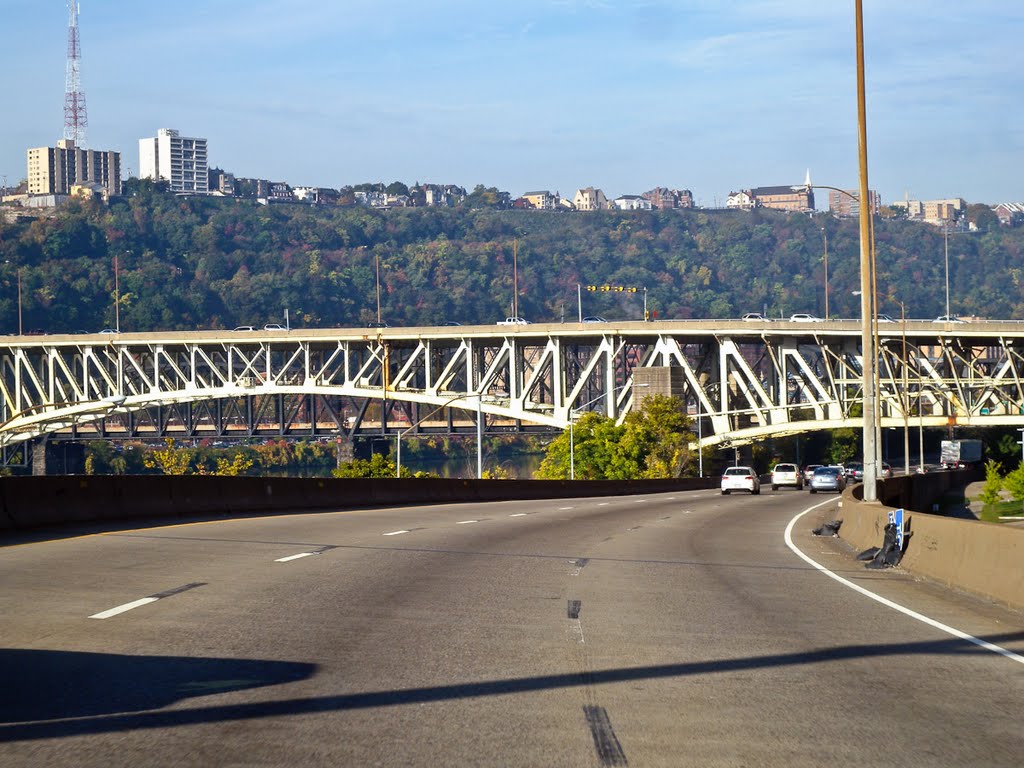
[3,319,1024,461]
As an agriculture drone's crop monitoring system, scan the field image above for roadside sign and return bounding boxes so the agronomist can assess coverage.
[888,508,905,551]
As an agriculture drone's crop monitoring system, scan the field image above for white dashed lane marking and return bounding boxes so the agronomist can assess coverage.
[275,552,317,563]
[457,520,478,525]
[382,530,410,536]
[89,582,205,620]
[509,513,528,517]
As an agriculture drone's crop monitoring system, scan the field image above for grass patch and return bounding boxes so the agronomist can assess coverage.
[977,498,1024,523]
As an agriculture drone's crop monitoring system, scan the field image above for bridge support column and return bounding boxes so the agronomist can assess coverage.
[31,437,48,476]
[335,436,355,468]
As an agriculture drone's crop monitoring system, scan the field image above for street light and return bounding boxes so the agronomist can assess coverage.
[395,393,490,479]
[569,383,648,479]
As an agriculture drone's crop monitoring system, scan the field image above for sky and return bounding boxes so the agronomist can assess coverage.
[2,1,1022,206]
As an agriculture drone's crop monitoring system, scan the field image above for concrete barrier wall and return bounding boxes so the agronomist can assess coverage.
[837,476,1024,611]
[0,475,717,534]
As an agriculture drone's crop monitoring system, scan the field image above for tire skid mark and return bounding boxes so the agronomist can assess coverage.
[583,705,629,766]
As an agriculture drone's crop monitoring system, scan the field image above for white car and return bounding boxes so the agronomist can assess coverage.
[497,317,530,325]
[933,315,967,323]
[770,462,803,490]
[721,466,761,495]
[741,312,771,322]
[789,313,823,322]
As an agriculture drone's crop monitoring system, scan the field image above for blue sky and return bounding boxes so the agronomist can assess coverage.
[2,1,1021,205]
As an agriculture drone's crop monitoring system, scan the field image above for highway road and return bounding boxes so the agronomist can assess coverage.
[1,489,1022,766]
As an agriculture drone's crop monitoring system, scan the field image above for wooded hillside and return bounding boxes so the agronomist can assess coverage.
[1,182,1020,333]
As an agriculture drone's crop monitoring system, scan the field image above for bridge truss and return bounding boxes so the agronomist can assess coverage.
[3,320,1024,464]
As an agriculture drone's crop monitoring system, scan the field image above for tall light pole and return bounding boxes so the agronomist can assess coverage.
[943,225,951,319]
[16,268,22,336]
[854,0,879,501]
[114,254,121,333]
[892,299,910,475]
[375,253,382,324]
[821,227,829,319]
[513,238,519,319]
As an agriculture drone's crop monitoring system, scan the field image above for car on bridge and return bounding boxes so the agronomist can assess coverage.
[721,466,761,495]
[741,312,772,322]
[934,315,967,323]
[789,313,824,322]
[497,317,530,325]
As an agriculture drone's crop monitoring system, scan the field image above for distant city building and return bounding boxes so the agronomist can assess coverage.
[643,187,693,209]
[208,168,235,196]
[726,190,754,210]
[26,138,121,198]
[409,183,467,207]
[828,188,880,217]
[521,190,559,210]
[573,187,608,211]
[612,194,652,211]
[749,185,814,212]
[994,202,1024,226]
[354,189,388,208]
[139,128,209,194]
[268,182,294,203]
[898,197,966,227]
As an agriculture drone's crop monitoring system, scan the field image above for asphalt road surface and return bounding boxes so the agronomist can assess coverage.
[2,488,1022,767]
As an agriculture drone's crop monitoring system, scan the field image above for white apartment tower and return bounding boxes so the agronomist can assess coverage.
[139,128,209,194]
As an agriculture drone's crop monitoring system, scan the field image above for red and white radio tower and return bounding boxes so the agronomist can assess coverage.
[63,0,88,146]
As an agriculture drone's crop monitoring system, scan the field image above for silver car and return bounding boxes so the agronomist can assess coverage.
[809,466,846,494]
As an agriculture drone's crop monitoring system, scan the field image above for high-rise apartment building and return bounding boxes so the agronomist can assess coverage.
[139,128,209,194]
[829,189,880,217]
[26,139,121,197]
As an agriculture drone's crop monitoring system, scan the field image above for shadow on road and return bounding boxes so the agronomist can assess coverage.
[2,633,1020,743]
[0,648,315,726]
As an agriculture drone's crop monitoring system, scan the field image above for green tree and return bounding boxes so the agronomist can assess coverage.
[979,460,1003,507]
[826,427,860,465]
[1001,464,1024,502]
[536,395,693,480]
[333,453,398,478]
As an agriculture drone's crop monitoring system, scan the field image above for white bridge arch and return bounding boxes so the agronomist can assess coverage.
[3,319,1024,455]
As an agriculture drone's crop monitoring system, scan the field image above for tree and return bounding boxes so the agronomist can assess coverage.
[536,395,693,480]
[826,427,859,465]
[979,460,1003,507]
[143,438,194,475]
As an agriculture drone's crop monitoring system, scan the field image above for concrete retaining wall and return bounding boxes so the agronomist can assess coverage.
[837,475,1024,611]
[0,475,717,534]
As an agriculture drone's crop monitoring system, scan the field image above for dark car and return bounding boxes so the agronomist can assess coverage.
[366,321,390,328]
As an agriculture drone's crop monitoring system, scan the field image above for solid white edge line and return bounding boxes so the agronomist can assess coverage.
[89,597,159,619]
[784,498,1024,666]
[382,530,409,536]
[275,552,315,562]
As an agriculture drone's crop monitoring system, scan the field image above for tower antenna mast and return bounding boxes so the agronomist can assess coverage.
[64,1,88,146]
